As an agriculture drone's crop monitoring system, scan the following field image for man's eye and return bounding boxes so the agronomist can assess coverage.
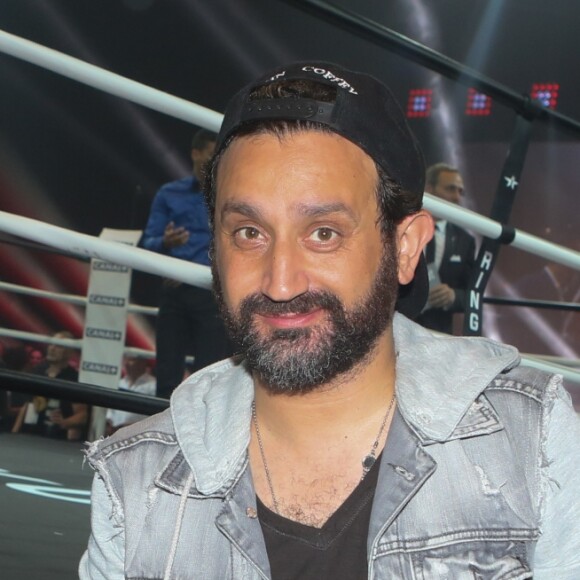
[310,227,338,242]
[234,227,262,241]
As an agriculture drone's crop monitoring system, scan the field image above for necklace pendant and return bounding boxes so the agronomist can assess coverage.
[362,454,376,471]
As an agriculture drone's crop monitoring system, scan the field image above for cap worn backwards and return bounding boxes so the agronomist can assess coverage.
[216,61,429,319]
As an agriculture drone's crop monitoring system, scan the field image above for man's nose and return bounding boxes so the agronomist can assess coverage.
[261,240,309,302]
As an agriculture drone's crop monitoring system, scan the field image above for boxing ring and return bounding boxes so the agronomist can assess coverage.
[0,8,579,579]
[0,27,578,388]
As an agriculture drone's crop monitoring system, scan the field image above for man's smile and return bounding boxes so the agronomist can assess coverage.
[256,308,324,330]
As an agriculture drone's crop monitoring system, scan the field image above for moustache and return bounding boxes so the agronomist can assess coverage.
[239,291,342,318]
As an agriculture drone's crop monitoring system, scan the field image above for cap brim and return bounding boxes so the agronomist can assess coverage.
[395,254,428,320]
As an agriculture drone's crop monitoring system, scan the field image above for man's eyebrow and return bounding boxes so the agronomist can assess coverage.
[220,201,263,222]
[294,201,357,220]
[221,200,357,222]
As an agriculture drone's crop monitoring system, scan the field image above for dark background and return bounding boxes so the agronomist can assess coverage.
[0,0,578,359]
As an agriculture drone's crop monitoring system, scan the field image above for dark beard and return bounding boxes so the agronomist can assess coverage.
[212,243,398,394]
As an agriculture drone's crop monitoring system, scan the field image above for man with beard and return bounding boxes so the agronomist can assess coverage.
[81,63,580,579]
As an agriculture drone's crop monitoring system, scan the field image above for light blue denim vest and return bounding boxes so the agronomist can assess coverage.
[80,315,579,579]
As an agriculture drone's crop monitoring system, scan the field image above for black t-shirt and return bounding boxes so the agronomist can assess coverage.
[257,454,381,580]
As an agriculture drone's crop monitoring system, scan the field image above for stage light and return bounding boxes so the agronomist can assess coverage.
[531,83,559,109]
[407,89,432,118]
[465,88,492,116]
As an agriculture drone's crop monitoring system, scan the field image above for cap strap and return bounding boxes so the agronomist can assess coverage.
[241,99,335,124]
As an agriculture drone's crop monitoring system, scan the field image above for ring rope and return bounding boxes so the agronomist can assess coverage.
[0,328,195,362]
[526,354,580,368]
[0,211,212,289]
[423,196,580,271]
[0,280,158,315]
[0,29,222,131]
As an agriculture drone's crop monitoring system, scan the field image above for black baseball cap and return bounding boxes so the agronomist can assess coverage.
[216,61,428,319]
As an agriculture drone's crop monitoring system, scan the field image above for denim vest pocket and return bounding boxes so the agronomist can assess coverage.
[371,526,537,580]
[409,534,535,579]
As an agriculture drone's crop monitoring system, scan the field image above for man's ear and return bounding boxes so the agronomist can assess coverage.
[396,210,434,285]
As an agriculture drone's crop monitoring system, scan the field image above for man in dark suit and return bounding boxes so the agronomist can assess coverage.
[416,163,476,334]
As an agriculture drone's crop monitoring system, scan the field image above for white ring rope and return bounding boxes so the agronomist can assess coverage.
[0,329,81,349]
[423,196,580,271]
[527,354,580,368]
[0,30,222,131]
[0,211,212,289]
[0,280,87,306]
[0,328,157,360]
[0,280,158,315]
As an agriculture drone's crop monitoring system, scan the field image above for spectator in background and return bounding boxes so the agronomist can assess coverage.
[106,355,156,435]
[416,163,476,334]
[141,129,231,399]
[12,331,88,441]
[23,347,45,373]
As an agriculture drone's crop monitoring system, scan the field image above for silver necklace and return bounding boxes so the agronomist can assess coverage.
[252,400,280,513]
[360,392,396,480]
[251,391,397,514]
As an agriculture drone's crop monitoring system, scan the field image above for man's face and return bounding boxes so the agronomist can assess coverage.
[124,356,148,380]
[28,350,44,367]
[429,170,464,205]
[46,333,72,365]
[212,131,400,393]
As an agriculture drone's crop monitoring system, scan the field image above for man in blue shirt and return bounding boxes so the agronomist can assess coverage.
[141,129,230,398]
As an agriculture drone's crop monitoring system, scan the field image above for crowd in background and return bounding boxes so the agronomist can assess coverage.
[0,338,156,439]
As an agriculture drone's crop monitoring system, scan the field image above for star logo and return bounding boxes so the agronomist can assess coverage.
[504,175,518,190]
